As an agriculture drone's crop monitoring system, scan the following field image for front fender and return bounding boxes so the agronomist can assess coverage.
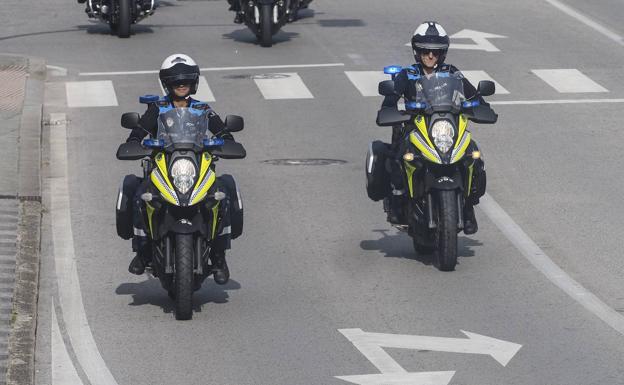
[425,171,463,192]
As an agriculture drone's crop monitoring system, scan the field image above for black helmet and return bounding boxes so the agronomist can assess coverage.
[159,54,200,97]
[411,21,450,66]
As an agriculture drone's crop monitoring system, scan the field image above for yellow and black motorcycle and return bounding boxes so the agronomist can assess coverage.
[371,70,497,271]
[116,103,246,319]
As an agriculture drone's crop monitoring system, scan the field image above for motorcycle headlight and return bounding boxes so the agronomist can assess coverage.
[431,120,455,154]
[170,158,196,194]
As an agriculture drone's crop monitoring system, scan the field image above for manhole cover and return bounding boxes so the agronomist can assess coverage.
[262,159,347,166]
[222,74,252,80]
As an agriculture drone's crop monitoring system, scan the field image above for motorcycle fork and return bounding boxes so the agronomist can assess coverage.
[456,193,464,230]
[427,193,436,229]
[165,236,172,273]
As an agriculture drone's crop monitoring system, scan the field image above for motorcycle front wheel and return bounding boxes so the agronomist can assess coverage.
[117,0,132,38]
[434,190,458,271]
[174,234,194,320]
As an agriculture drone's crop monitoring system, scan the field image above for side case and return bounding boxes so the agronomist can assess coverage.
[219,174,244,240]
[365,140,391,201]
[116,175,141,240]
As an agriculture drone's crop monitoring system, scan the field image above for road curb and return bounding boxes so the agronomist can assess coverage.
[0,54,45,385]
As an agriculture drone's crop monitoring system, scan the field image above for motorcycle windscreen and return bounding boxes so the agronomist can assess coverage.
[156,107,211,148]
[414,72,465,113]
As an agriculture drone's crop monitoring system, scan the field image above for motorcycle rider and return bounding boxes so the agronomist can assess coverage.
[382,21,487,234]
[125,53,235,285]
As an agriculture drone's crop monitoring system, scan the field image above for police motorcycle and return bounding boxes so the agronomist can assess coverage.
[368,66,497,271]
[85,0,155,38]
[116,95,246,320]
[240,0,312,47]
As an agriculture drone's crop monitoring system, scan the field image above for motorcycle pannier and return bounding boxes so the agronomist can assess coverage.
[116,174,141,240]
[366,140,391,201]
[219,174,243,240]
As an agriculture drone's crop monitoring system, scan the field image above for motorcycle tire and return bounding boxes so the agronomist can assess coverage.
[434,190,458,271]
[259,4,272,47]
[117,0,132,38]
[174,234,194,320]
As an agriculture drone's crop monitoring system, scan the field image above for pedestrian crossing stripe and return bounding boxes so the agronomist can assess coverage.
[64,69,612,107]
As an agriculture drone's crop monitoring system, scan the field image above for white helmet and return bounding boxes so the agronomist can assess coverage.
[159,54,200,96]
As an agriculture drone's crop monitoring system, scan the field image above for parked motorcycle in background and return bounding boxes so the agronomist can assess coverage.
[83,0,156,38]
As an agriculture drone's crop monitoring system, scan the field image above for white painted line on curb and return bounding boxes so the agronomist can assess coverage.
[480,193,624,336]
[49,112,119,385]
[65,81,118,108]
[532,69,608,93]
[345,71,389,97]
[52,299,84,385]
[490,98,624,106]
[545,0,624,46]
[460,70,509,95]
[254,73,314,100]
[79,63,346,76]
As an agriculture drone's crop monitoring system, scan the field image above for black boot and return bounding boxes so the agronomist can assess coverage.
[463,204,478,235]
[128,253,147,275]
[386,193,404,224]
[211,251,230,285]
[234,12,244,24]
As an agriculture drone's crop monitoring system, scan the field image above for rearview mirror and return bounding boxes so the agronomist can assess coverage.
[378,80,396,97]
[376,108,410,127]
[225,115,244,132]
[121,112,140,129]
[477,80,495,97]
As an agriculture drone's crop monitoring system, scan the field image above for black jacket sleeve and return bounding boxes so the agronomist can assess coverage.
[208,112,234,141]
[126,103,159,142]
[381,69,408,108]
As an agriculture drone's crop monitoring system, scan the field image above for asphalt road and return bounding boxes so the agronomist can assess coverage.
[3,0,624,384]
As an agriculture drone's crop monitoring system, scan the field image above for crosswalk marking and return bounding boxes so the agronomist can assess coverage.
[253,73,314,100]
[531,69,608,93]
[460,70,510,95]
[345,71,390,97]
[158,76,216,102]
[65,80,118,107]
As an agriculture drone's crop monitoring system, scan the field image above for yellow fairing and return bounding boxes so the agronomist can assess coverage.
[451,131,472,164]
[211,202,220,239]
[150,153,179,205]
[189,153,216,206]
[409,115,442,164]
[414,116,435,149]
[404,161,417,198]
[146,203,155,238]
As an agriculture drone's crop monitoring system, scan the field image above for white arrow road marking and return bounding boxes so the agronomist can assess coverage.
[52,299,83,385]
[50,113,119,385]
[407,29,508,52]
[340,328,522,367]
[336,372,456,385]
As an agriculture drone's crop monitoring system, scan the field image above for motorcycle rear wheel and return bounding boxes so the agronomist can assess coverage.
[174,234,194,320]
[434,190,458,271]
[117,0,132,38]
[259,4,272,47]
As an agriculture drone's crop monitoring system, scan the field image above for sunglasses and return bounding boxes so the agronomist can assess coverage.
[417,49,442,56]
[173,83,191,88]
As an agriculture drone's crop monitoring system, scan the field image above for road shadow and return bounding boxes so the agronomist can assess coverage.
[360,229,483,267]
[115,276,241,314]
[222,28,299,46]
[84,23,155,36]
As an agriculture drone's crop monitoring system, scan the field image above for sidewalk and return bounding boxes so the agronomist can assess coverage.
[0,54,45,385]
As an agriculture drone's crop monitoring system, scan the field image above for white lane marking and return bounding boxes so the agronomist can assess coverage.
[336,372,455,385]
[52,299,84,385]
[65,81,118,108]
[196,76,216,102]
[253,73,314,100]
[532,69,608,93]
[460,70,510,95]
[345,71,389,97]
[545,0,624,46]
[49,112,119,385]
[480,193,624,336]
[79,63,346,76]
[491,98,624,105]
[47,65,68,77]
